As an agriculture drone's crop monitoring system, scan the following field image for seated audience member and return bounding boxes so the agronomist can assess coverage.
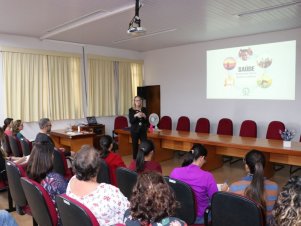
[99,135,126,186]
[35,118,71,157]
[0,127,7,178]
[128,140,162,174]
[26,142,68,204]
[124,171,186,226]
[35,118,55,146]
[270,176,301,226]
[0,210,18,226]
[3,118,13,136]
[12,120,32,150]
[170,144,228,224]
[66,145,129,225]
[230,149,278,223]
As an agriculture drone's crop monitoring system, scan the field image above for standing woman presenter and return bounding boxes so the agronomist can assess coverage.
[129,96,148,159]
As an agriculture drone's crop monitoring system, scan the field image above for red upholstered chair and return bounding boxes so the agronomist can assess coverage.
[2,133,12,156]
[195,118,210,133]
[112,116,129,142]
[8,135,23,157]
[21,177,58,226]
[164,177,203,226]
[266,121,285,171]
[56,194,100,226]
[204,192,265,226]
[158,116,172,130]
[229,120,257,165]
[217,118,233,135]
[53,148,73,180]
[5,161,37,225]
[176,116,190,131]
[20,138,32,156]
[217,118,233,163]
[266,121,285,140]
[239,120,257,138]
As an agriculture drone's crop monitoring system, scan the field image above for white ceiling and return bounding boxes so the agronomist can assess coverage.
[1,0,301,52]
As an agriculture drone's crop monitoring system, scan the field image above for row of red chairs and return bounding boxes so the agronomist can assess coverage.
[113,115,295,140]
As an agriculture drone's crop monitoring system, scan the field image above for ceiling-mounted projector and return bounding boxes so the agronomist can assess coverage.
[127,26,146,36]
[127,0,146,36]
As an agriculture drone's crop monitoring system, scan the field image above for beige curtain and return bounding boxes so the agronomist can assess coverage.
[2,52,49,121]
[118,62,133,115]
[2,50,83,121]
[131,63,143,97]
[47,55,83,120]
[118,62,143,115]
[88,57,115,116]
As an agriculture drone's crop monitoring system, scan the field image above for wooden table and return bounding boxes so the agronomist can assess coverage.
[115,129,301,177]
[50,130,95,152]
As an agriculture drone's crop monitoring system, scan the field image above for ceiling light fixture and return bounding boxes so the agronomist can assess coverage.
[237,0,301,17]
[127,0,146,36]
[40,4,135,40]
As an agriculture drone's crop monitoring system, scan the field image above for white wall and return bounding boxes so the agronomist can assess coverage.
[143,28,301,140]
[0,34,142,139]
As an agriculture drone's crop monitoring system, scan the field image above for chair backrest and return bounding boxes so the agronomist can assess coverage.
[176,116,190,131]
[53,148,73,180]
[239,120,257,138]
[164,177,196,224]
[5,161,28,210]
[266,121,285,140]
[158,116,172,130]
[116,167,138,200]
[20,139,31,156]
[21,177,58,226]
[96,158,111,184]
[56,194,100,226]
[207,192,265,226]
[2,134,12,156]
[195,117,210,133]
[217,118,233,135]
[114,116,128,131]
[8,135,23,157]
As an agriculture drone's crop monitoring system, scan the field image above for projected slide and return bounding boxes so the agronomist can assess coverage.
[206,40,296,100]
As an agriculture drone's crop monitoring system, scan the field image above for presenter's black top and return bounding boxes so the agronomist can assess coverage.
[129,107,148,133]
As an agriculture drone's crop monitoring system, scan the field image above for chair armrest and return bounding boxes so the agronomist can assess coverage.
[204,206,211,226]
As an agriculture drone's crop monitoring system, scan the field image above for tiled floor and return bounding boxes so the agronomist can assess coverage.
[1,154,298,226]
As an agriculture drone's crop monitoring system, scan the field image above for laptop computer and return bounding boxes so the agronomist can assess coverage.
[86,116,98,125]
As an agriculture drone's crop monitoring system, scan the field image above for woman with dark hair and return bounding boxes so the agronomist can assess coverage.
[26,142,67,204]
[230,149,278,223]
[129,95,148,159]
[124,171,186,226]
[170,144,227,224]
[66,145,129,225]
[99,135,125,186]
[3,118,13,136]
[128,139,162,174]
[271,176,301,226]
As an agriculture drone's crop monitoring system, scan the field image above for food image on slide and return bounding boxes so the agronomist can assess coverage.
[207,40,296,100]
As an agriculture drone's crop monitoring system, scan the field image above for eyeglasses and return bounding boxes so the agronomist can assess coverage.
[135,99,142,102]
[46,124,52,127]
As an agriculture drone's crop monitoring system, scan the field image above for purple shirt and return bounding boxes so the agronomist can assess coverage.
[170,164,218,217]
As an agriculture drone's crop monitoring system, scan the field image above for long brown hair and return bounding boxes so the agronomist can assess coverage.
[244,150,266,210]
[26,142,54,182]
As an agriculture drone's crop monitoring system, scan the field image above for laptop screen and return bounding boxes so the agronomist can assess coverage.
[86,116,98,125]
